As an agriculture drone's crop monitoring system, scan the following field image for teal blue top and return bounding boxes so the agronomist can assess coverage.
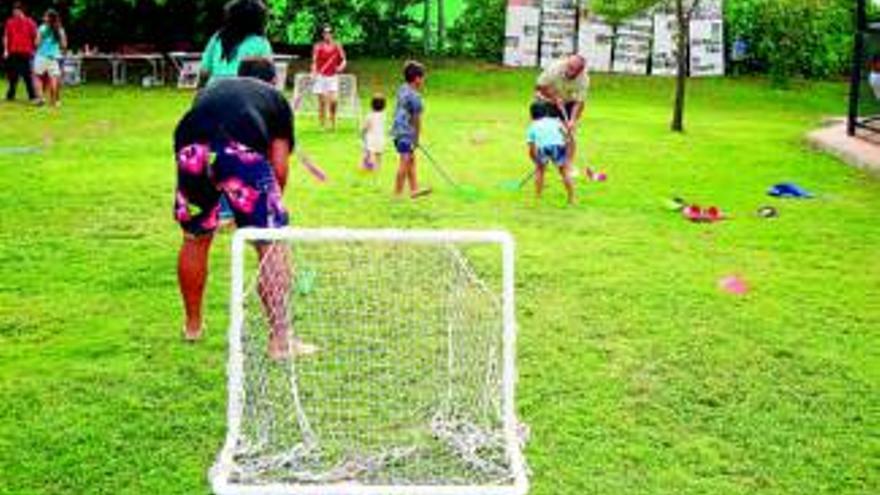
[200,33,273,85]
[527,117,567,148]
[36,24,63,59]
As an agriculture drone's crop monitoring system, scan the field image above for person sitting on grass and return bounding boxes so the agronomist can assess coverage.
[527,101,575,205]
[391,60,431,199]
[361,94,386,171]
[32,8,66,108]
[173,58,316,360]
[870,54,880,100]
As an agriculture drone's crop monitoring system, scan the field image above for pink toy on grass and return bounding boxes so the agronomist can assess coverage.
[718,276,749,295]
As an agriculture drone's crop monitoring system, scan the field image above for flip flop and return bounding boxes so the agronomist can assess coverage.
[704,206,724,222]
[411,187,433,199]
[683,204,703,222]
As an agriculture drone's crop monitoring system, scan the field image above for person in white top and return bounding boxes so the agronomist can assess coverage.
[869,55,880,100]
[361,94,386,171]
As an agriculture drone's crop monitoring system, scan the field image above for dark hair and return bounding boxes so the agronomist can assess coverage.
[13,2,25,12]
[403,60,425,83]
[371,95,386,112]
[238,57,276,84]
[219,0,267,62]
[530,102,548,120]
[44,9,62,44]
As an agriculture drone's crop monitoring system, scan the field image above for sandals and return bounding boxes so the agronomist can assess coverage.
[682,204,725,223]
[410,187,433,199]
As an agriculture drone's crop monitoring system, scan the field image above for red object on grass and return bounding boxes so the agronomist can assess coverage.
[684,204,703,221]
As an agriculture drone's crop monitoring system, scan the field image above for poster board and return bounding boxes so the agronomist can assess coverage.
[651,7,678,76]
[578,11,613,72]
[538,0,579,67]
[504,1,541,67]
[689,0,724,76]
[503,0,725,77]
[613,14,653,74]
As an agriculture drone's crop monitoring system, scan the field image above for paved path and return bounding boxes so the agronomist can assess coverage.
[807,119,880,174]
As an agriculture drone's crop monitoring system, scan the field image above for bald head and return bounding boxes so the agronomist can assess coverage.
[565,55,587,79]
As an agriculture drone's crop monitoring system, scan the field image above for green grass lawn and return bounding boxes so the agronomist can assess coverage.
[0,60,877,494]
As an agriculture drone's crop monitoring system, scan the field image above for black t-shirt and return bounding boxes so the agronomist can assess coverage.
[174,78,294,154]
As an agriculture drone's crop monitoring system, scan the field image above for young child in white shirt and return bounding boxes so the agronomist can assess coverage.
[361,94,386,171]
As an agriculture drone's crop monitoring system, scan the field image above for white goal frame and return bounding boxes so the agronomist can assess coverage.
[210,228,528,495]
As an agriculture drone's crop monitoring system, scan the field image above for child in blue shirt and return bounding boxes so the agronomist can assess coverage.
[391,60,431,198]
[527,102,574,204]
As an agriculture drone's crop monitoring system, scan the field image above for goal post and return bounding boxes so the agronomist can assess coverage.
[291,73,362,126]
[211,228,528,495]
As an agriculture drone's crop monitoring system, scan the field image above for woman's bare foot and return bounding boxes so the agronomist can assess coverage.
[268,331,319,360]
[183,325,203,342]
[290,338,320,356]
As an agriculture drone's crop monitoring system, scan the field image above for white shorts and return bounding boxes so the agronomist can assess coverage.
[365,133,386,154]
[870,71,880,100]
[33,56,61,78]
[312,75,339,95]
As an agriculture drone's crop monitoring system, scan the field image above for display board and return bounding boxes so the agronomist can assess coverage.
[613,14,653,74]
[503,0,541,67]
[538,0,579,67]
[505,0,725,77]
[689,0,725,76]
[577,10,613,72]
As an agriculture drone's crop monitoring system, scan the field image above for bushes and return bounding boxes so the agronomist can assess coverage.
[726,0,854,83]
[447,0,506,60]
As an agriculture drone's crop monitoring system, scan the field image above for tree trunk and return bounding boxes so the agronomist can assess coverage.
[671,0,689,132]
[437,0,445,53]
[423,0,432,54]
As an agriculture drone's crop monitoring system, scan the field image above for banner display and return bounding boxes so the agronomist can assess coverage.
[538,0,579,67]
[505,0,725,77]
[613,14,653,75]
[577,11,613,72]
[504,2,542,67]
[651,8,678,76]
[689,0,724,76]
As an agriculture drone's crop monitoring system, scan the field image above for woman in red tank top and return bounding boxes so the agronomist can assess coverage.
[311,25,347,130]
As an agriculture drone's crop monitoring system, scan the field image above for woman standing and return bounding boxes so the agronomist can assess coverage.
[199,0,272,87]
[311,25,346,130]
[32,8,66,107]
[199,0,274,223]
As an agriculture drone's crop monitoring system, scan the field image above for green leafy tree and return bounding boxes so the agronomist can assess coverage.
[447,0,505,60]
[726,0,854,84]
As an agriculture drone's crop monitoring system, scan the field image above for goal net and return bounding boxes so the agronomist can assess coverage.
[211,228,528,495]
[291,73,362,125]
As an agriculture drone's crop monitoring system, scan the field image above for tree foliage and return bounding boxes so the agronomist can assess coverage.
[447,0,506,60]
[726,0,854,83]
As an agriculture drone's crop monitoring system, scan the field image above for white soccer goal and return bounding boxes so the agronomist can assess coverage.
[211,228,528,495]
[291,73,362,126]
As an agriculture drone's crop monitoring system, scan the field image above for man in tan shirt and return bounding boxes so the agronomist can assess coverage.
[535,55,589,164]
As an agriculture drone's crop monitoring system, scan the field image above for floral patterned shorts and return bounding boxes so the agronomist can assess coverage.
[174,140,289,236]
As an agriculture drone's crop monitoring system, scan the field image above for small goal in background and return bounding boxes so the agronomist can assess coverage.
[291,73,363,127]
